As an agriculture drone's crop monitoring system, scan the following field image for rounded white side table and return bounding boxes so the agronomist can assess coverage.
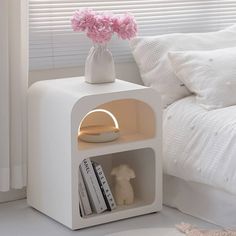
[27,77,162,230]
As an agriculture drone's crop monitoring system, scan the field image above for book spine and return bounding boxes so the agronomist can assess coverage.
[79,198,85,217]
[80,158,107,214]
[78,169,92,216]
[93,163,116,211]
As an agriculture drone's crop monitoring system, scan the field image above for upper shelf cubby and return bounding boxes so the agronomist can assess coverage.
[78,98,156,150]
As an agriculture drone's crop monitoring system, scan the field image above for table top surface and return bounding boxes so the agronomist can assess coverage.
[30,77,149,96]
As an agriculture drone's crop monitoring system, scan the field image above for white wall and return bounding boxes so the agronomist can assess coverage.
[29,62,142,86]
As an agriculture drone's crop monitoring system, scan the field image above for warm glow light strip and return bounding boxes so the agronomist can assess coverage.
[78,109,119,132]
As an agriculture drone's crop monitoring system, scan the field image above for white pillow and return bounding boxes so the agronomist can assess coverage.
[168,47,236,110]
[130,24,236,108]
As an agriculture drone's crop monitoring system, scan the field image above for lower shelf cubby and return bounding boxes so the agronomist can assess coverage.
[77,147,161,227]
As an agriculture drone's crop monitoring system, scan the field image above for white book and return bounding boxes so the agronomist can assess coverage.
[80,158,107,214]
[78,169,92,216]
[93,162,116,211]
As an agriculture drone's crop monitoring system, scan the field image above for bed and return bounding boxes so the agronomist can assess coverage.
[163,96,236,227]
[130,24,236,228]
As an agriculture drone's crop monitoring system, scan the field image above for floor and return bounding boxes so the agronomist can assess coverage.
[0,200,218,236]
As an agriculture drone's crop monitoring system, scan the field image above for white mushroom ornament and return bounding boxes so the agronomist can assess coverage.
[111,164,136,205]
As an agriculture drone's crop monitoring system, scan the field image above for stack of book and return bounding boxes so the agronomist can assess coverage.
[79,158,117,217]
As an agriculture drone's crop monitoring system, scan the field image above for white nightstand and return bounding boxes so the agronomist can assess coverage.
[27,77,162,230]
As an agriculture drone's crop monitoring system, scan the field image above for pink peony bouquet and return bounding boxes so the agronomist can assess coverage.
[71,9,137,44]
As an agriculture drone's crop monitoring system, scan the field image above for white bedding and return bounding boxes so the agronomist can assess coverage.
[163,96,236,195]
[163,175,236,227]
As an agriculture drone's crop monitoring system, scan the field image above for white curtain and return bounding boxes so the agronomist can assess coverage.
[0,0,28,192]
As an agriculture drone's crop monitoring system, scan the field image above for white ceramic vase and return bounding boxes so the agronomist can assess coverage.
[85,44,115,84]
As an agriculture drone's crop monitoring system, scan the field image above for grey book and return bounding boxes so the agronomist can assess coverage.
[79,198,85,217]
[80,158,107,214]
[78,169,92,216]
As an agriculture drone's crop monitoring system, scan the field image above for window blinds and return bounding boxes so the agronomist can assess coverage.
[29,0,236,70]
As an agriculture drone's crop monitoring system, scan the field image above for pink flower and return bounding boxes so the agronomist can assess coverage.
[87,14,114,43]
[112,16,121,34]
[113,13,137,40]
[71,9,96,32]
[71,9,137,43]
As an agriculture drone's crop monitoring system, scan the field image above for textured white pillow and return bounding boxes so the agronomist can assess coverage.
[130,24,236,108]
[168,47,236,110]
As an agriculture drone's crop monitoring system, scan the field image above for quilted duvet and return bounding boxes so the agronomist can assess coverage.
[163,96,236,194]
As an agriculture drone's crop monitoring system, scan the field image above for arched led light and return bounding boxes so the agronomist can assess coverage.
[78,109,120,143]
[78,109,119,131]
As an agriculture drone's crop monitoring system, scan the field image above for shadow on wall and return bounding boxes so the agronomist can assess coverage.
[28,62,143,86]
